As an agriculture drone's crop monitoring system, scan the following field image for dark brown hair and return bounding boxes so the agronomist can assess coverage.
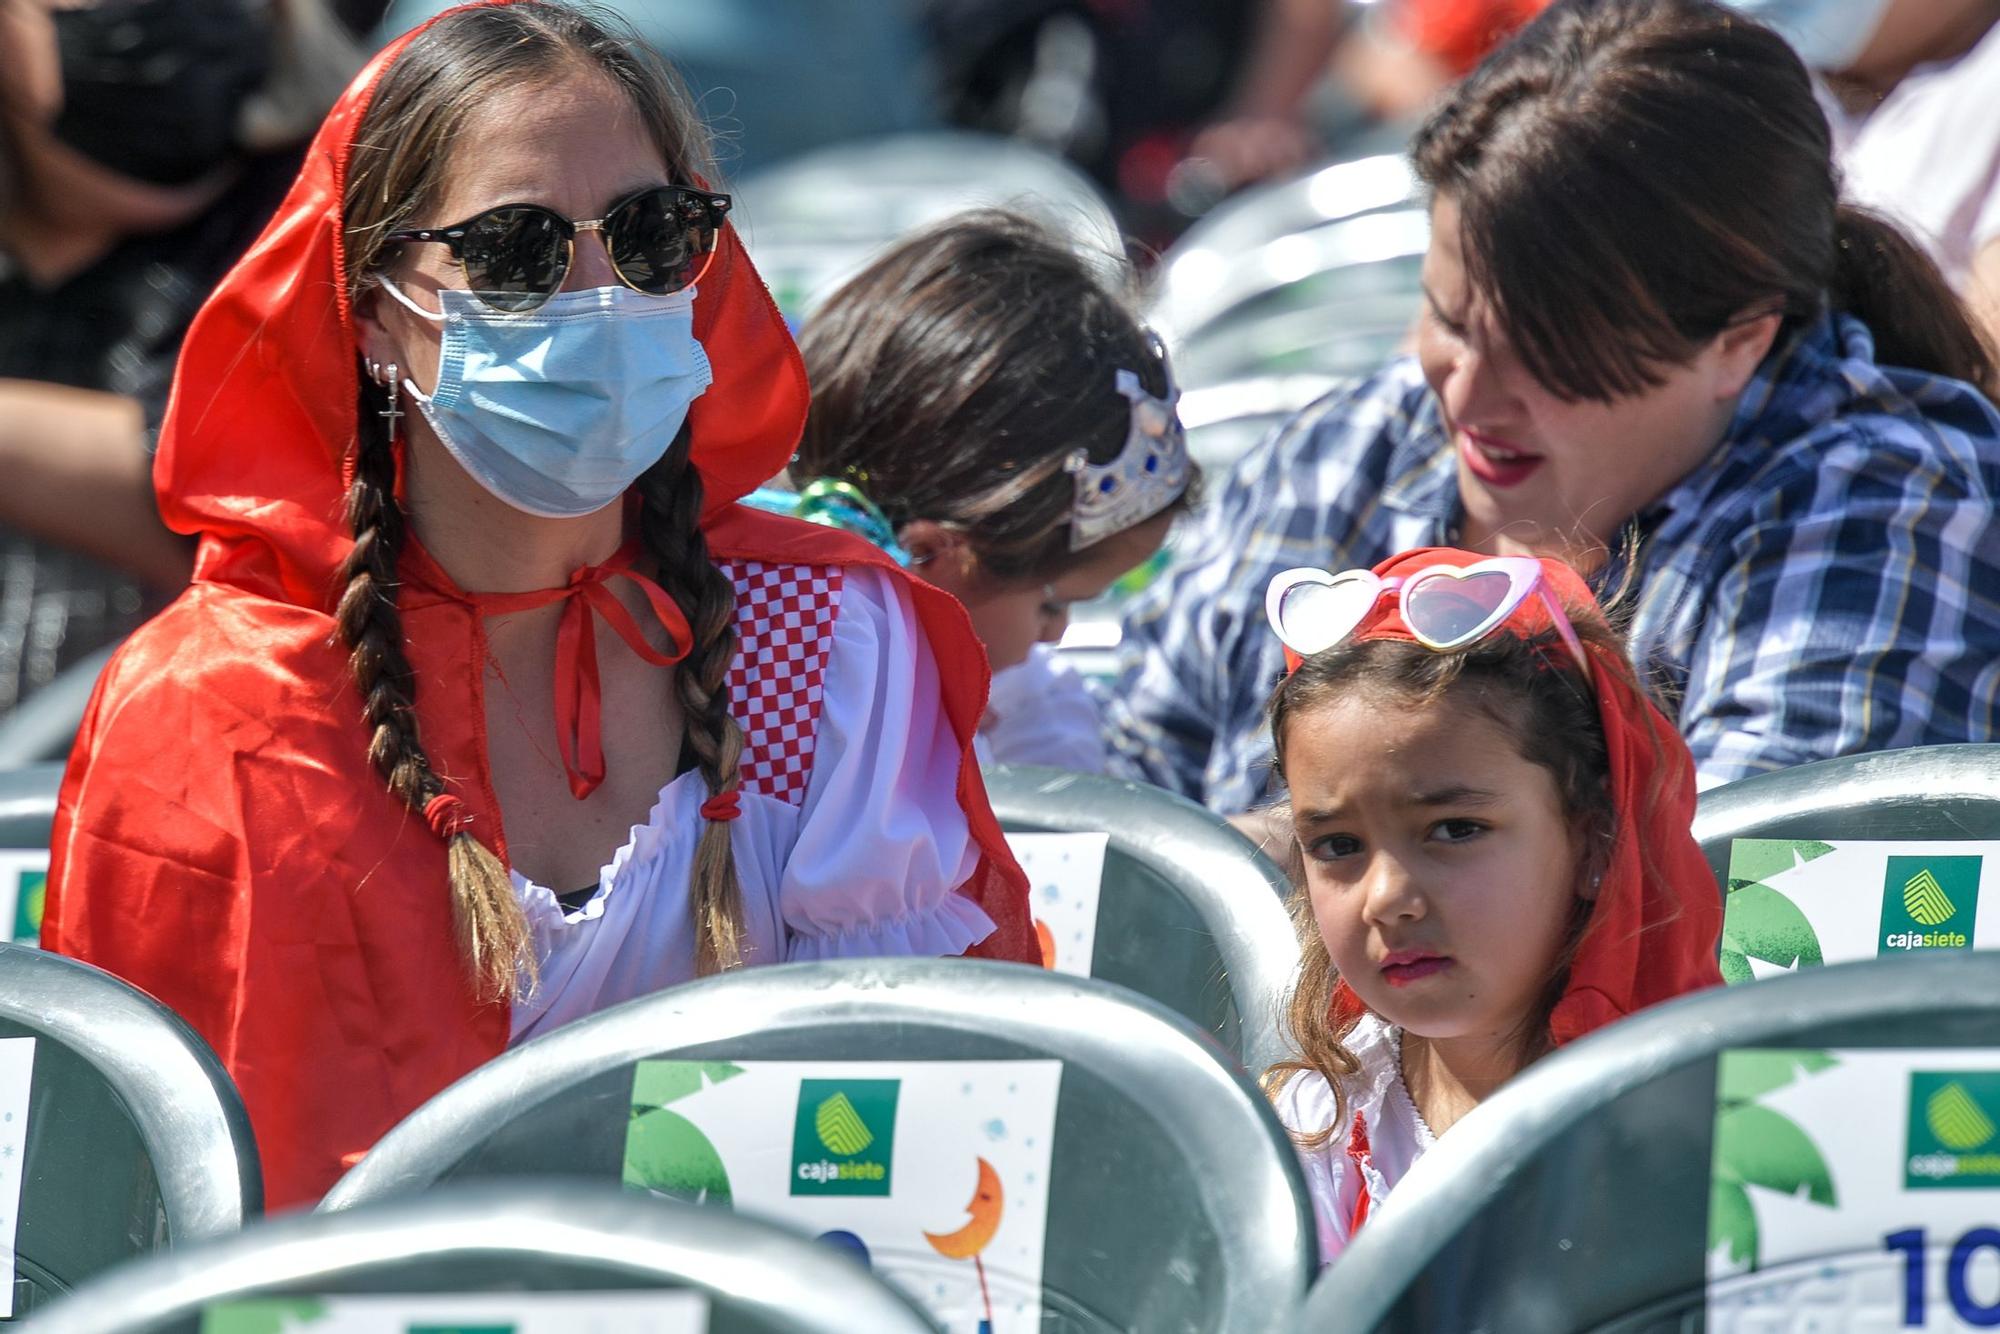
[792,209,1195,583]
[340,2,747,1000]
[1261,630,1622,1143]
[1411,0,1997,402]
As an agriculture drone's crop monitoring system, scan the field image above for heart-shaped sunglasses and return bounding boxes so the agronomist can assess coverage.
[1265,556,1590,681]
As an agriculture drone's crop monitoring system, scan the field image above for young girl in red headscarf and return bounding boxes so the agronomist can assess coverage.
[40,0,1035,1209]
[1259,547,1722,1262]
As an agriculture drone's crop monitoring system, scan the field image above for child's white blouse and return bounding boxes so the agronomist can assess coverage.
[1273,1013,1436,1264]
[508,562,997,1043]
[979,643,1109,773]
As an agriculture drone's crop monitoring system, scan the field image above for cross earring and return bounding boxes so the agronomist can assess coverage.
[367,360,403,424]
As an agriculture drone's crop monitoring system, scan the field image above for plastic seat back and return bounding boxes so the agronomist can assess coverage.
[1694,744,2000,883]
[0,765,60,947]
[0,944,259,1318]
[1298,953,2000,1331]
[322,960,1315,1334]
[29,1179,938,1334]
[985,764,1299,1072]
[1695,745,2000,981]
[0,647,111,769]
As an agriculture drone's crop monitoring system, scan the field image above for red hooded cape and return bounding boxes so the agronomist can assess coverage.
[43,3,1034,1209]
[1319,547,1723,1044]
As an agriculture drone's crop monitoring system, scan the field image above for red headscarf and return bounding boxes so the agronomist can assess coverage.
[1319,548,1722,1044]
[43,1,1033,1208]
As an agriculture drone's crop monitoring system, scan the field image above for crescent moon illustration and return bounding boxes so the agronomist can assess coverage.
[923,1156,1004,1260]
[1034,918,1057,970]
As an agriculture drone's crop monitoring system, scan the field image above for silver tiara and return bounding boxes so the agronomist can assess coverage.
[1065,339,1192,551]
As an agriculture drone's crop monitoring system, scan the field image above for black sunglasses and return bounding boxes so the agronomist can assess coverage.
[384,185,731,314]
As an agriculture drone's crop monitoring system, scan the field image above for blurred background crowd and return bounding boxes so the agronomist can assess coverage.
[3,0,1998,726]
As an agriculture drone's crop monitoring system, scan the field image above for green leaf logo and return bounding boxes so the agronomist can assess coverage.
[1709,1049,1841,1270]
[1904,869,1957,927]
[623,1107,734,1205]
[1720,882,1825,984]
[1880,855,1982,954]
[1725,839,1836,894]
[789,1079,899,1197]
[815,1091,874,1155]
[1927,1081,1997,1151]
[196,1299,329,1334]
[622,1060,746,1206]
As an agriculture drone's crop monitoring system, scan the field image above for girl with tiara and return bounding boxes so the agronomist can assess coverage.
[776,209,1197,771]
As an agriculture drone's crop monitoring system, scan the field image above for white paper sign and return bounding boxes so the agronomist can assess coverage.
[197,1290,707,1333]
[0,851,47,947]
[1722,839,2000,984]
[623,1059,1061,1332]
[0,1037,34,1319]
[1004,833,1107,976]
[1709,1047,2000,1330]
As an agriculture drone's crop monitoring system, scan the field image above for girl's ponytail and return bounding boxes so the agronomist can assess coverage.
[1832,204,1998,397]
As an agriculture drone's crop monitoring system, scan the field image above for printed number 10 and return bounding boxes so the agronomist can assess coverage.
[1884,1228,2000,1327]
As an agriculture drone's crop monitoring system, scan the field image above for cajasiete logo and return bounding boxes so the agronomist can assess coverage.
[1878,855,1982,953]
[791,1078,899,1197]
[1906,1071,2000,1188]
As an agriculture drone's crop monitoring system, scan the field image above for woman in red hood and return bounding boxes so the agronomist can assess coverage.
[41,0,1035,1209]
[1257,547,1721,1262]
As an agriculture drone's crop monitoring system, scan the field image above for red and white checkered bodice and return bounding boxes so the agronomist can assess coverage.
[718,560,845,807]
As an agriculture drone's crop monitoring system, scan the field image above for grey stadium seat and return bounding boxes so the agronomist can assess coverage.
[321,958,1317,1334]
[0,943,260,1318]
[28,1179,939,1334]
[984,763,1301,1073]
[0,763,60,853]
[1298,952,2000,1332]
[0,646,112,768]
[1693,743,2000,889]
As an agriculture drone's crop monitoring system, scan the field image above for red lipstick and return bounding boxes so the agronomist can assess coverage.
[1458,430,1543,489]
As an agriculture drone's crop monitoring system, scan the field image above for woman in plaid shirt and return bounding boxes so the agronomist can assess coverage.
[1108,0,2000,814]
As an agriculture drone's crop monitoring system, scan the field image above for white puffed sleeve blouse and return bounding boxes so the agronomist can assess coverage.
[508,561,997,1043]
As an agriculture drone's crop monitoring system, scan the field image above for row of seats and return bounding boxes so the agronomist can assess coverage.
[33,1181,948,1333]
[21,943,2000,1332]
[4,953,1315,1331]
[8,745,2000,1329]
[0,765,1308,1331]
[0,763,1300,1068]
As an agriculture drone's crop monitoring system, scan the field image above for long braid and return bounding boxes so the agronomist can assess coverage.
[637,427,746,974]
[339,373,532,1003]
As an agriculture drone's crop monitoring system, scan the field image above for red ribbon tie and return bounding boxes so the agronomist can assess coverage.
[469,541,694,801]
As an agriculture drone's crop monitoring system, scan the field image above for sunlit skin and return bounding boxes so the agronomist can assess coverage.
[1416,193,1781,572]
[1835,0,2000,95]
[1286,686,1591,1134]
[904,509,1173,671]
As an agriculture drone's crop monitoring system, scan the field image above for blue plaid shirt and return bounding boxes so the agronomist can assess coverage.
[1103,313,2000,813]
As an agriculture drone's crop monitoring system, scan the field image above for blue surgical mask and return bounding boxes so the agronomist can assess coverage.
[379,282,713,518]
